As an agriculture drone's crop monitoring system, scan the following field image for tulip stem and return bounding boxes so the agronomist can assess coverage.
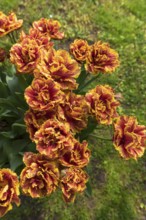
[8,33,14,44]
[8,32,16,44]
[11,32,17,43]
[78,73,101,92]
[77,68,89,86]
[89,134,112,141]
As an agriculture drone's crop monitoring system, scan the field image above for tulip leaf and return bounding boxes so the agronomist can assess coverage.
[12,122,26,136]
[0,137,9,167]
[0,81,9,98]
[0,144,8,168]
[0,137,31,170]
[0,97,18,114]
[6,75,20,94]
[6,74,28,94]
[0,109,14,118]
[78,117,97,141]
[0,131,15,139]
[9,154,23,171]
[85,181,92,197]
[77,67,88,84]
[27,142,36,152]
[12,138,30,152]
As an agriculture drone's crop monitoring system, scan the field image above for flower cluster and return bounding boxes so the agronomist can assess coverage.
[0,11,146,217]
[70,39,120,74]
[9,16,91,203]
[18,18,120,202]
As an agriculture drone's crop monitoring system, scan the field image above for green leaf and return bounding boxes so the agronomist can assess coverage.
[12,122,26,136]
[6,75,20,94]
[85,181,92,197]
[0,95,27,119]
[12,138,30,152]
[0,109,16,118]
[0,81,9,98]
[26,142,36,152]
[17,74,32,90]
[0,137,30,170]
[78,117,97,141]
[6,73,33,94]
[6,64,16,76]
[0,137,9,167]
[6,74,27,94]
[0,131,15,139]
[0,148,8,168]
[0,98,18,114]
[77,67,88,85]
[9,154,23,171]
[0,69,6,83]
[13,92,28,109]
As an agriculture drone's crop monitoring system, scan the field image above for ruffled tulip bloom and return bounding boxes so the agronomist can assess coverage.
[24,108,56,141]
[0,169,20,217]
[60,140,90,168]
[35,48,80,90]
[86,85,120,125]
[10,37,40,73]
[24,77,65,111]
[113,116,146,160]
[85,41,119,74]
[0,11,23,37]
[70,39,89,62]
[33,18,64,39]
[61,167,88,202]
[19,28,53,49]
[20,152,60,198]
[34,119,74,159]
[59,92,89,133]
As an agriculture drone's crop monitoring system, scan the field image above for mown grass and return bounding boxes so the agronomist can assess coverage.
[0,0,146,219]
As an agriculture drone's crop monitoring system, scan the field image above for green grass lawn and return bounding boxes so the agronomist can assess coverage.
[1,0,146,219]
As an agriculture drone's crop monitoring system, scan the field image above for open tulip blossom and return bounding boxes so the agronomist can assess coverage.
[0,11,145,217]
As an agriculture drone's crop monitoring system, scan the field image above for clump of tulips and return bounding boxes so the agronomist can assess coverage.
[0,11,145,217]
